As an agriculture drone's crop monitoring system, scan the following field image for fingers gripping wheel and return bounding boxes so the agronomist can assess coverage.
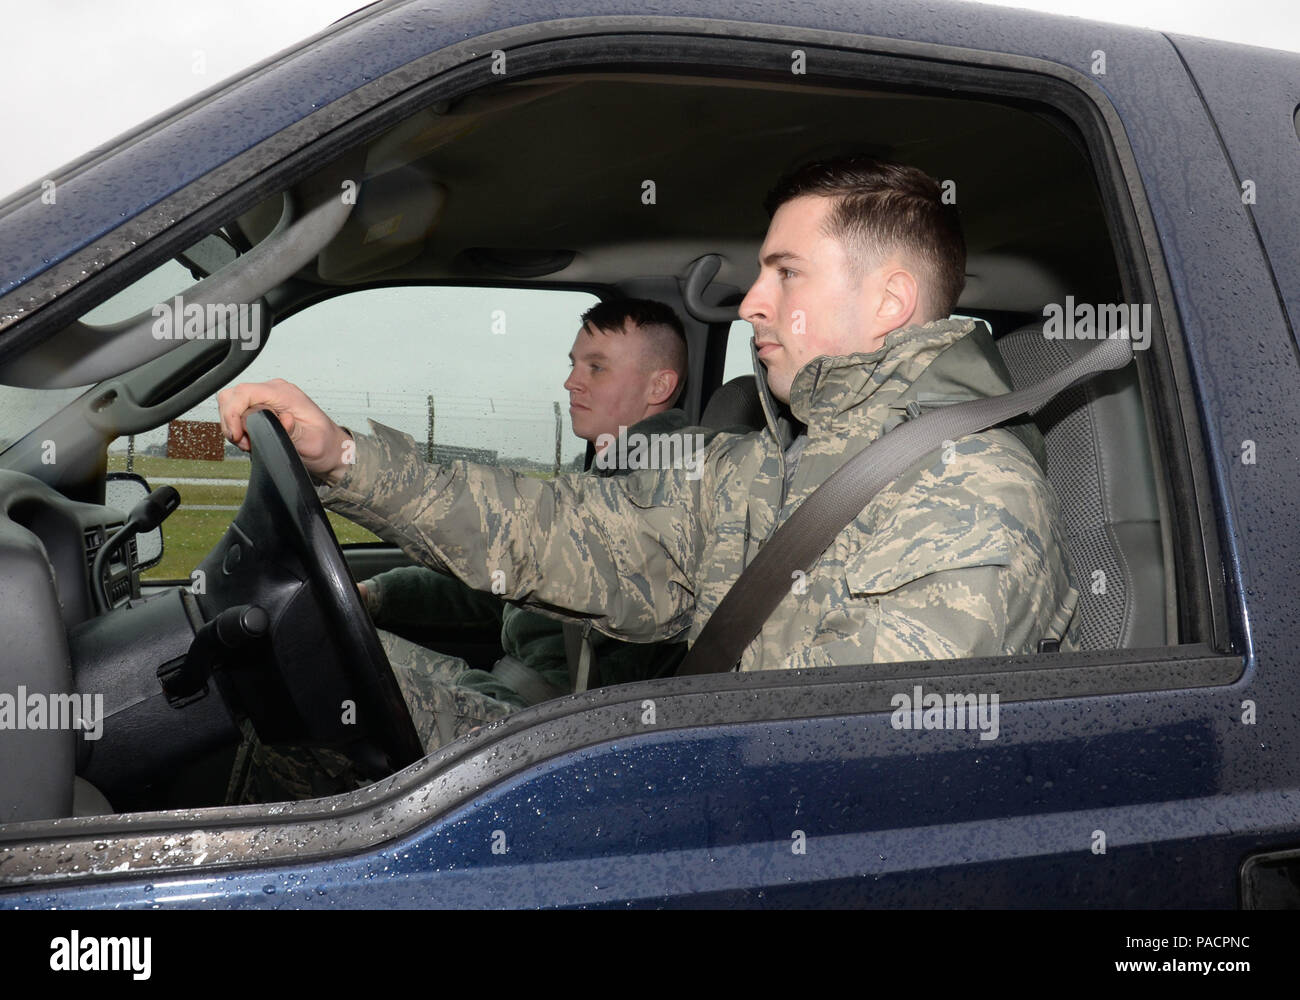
[197,410,423,772]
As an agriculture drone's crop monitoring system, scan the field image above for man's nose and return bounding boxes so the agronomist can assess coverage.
[738,278,769,326]
[563,370,581,393]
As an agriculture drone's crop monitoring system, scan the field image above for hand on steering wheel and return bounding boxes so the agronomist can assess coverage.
[195,409,423,773]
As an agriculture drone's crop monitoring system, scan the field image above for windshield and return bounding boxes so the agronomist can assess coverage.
[0,384,89,451]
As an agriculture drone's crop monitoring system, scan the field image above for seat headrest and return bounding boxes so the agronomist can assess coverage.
[702,374,765,431]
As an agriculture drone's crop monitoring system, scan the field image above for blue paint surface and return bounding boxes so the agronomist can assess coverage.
[3,0,1299,908]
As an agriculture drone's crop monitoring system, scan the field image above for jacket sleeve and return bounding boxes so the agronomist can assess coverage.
[317,420,708,642]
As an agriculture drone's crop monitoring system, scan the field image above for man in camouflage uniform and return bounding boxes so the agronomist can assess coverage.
[219,156,1078,794]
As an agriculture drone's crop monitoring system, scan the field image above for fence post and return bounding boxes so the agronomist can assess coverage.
[426,394,435,463]
[553,401,562,478]
[126,434,135,474]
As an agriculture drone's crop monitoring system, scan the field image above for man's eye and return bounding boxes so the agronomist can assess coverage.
[779,267,796,279]
[590,365,602,373]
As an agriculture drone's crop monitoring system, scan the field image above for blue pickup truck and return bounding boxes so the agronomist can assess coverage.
[0,0,1296,909]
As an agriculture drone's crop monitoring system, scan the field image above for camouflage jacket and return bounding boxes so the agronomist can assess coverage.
[359,408,718,697]
[320,317,1079,671]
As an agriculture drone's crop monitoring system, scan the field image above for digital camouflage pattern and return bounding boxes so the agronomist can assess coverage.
[236,318,1078,800]
[359,408,725,705]
[379,628,520,744]
[362,563,688,699]
[319,318,1081,672]
[233,411,716,801]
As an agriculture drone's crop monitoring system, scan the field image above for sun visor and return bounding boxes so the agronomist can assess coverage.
[0,176,354,389]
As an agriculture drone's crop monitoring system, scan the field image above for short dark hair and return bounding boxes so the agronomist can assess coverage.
[763,156,966,320]
[579,298,689,405]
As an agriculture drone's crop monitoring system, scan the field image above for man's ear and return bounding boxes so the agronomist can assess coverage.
[647,368,678,408]
[876,265,921,328]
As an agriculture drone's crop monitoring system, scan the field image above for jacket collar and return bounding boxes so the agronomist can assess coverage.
[749,317,1049,469]
[751,317,978,445]
[628,407,690,436]
[589,407,692,477]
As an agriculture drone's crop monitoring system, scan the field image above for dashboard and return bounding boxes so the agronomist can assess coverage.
[0,470,138,627]
[0,469,226,820]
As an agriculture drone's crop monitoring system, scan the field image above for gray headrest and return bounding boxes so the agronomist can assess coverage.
[703,375,764,431]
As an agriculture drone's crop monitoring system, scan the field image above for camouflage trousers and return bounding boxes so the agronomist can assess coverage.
[227,629,520,804]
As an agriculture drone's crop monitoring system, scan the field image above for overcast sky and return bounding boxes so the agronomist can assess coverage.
[3,0,1296,461]
[4,0,1297,199]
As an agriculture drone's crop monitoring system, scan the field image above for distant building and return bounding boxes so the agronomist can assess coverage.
[167,419,224,461]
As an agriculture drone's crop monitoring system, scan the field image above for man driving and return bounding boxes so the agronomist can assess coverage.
[230,297,742,800]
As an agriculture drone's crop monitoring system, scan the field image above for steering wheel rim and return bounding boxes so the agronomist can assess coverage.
[242,409,423,770]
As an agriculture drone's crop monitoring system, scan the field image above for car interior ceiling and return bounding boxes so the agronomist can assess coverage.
[233,71,1119,308]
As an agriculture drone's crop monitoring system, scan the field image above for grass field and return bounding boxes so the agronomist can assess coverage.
[111,454,382,580]
[164,483,247,506]
[108,453,250,481]
[145,507,382,581]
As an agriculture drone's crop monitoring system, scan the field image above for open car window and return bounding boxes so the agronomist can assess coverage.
[104,285,599,581]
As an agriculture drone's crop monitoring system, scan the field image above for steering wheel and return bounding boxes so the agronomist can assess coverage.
[195,409,423,773]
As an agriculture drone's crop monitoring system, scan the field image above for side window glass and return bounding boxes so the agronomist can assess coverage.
[110,286,599,580]
[722,320,756,384]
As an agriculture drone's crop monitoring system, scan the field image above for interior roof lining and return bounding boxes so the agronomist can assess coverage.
[238,67,1115,310]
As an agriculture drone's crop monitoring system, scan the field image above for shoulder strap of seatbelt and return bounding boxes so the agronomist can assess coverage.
[562,620,598,692]
[676,334,1133,676]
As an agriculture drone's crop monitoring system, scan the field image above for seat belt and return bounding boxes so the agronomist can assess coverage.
[492,654,567,706]
[676,334,1133,676]
[562,621,598,693]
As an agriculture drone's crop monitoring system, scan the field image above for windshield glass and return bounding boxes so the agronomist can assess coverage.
[0,385,90,451]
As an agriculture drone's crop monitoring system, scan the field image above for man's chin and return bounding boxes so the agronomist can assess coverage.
[764,371,792,405]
